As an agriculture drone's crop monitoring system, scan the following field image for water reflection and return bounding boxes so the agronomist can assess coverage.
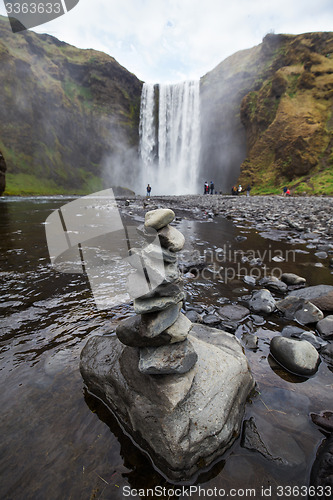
[0,197,332,499]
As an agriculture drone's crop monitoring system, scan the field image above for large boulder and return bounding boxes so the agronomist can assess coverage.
[290,285,333,312]
[80,324,255,482]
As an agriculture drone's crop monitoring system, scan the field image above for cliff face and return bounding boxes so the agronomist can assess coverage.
[200,32,333,195]
[0,16,142,195]
[238,33,333,195]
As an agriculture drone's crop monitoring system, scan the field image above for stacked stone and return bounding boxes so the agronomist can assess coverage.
[116,208,197,375]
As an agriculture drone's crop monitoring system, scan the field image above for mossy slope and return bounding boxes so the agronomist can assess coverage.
[238,32,333,195]
[0,16,142,195]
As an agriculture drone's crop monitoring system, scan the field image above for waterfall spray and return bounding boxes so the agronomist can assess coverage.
[139,81,200,195]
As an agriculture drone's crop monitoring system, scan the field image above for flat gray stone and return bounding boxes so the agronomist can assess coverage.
[138,339,198,375]
[80,324,255,482]
[218,304,250,321]
[317,315,333,339]
[116,303,184,347]
[144,208,175,230]
[116,315,172,347]
[141,302,182,338]
[163,312,193,343]
[202,313,222,326]
[248,289,276,314]
[134,291,185,314]
[137,279,184,301]
[270,336,320,376]
[158,225,185,252]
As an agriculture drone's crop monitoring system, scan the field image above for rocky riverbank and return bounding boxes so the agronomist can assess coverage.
[149,194,333,242]
[116,194,333,488]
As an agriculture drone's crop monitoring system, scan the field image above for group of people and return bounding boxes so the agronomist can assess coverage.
[231,184,251,196]
[204,181,215,194]
[146,182,291,197]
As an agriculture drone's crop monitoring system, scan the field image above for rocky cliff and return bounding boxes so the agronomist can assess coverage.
[200,32,333,195]
[1,15,332,197]
[239,32,333,195]
[0,15,142,195]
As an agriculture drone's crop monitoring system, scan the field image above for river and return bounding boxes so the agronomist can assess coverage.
[0,196,332,499]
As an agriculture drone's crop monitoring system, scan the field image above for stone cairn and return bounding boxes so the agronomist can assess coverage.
[116,208,198,375]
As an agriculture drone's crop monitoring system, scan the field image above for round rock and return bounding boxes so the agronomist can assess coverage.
[144,208,175,230]
[270,336,320,377]
[281,273,306,286]
[317,315,333,340]
[158,225,185,252]
[248,289,276,314]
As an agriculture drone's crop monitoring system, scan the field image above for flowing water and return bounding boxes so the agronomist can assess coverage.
[0,196,332,500]
[139,82,200,195]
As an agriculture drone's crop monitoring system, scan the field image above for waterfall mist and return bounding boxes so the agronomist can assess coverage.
[139,81,201,195]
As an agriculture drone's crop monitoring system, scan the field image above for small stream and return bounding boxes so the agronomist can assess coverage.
[0,196,332,500]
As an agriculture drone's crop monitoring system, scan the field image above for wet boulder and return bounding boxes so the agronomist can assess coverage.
[270,336,320,377]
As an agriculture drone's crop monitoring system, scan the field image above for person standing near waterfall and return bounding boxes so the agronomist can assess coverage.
[146,184,151,198]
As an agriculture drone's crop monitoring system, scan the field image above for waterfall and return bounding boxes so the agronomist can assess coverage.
[139,81,200,195]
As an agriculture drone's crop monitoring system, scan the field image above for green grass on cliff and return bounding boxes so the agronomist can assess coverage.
[4,173,104,196]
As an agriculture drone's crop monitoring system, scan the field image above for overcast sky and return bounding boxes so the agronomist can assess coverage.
[1,0,333,83]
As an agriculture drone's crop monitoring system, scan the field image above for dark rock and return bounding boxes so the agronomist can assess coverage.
[251,314,266,325]
[281,325,306,338]
[317,315,333,340]
[242,417,287,464]
[248,289,276,314]
[202,314,221,326]
[299,332,328,350]
[185,310,202,323]
[116,303,182,347]
[309,434,333,498]
[270,336,320,376]
[242,333,258,350]
[276,295,324,324]
[218,304,250,321]
[241,413,306,466]
[134,292,185,314]
[290,285,333,312]
[138,339,198,375]
[311,411,333,433]
[116,315,172,347]
[219,320,238,333]
[320,344,333,368]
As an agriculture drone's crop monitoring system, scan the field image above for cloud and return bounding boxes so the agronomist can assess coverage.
[0,0,332,82]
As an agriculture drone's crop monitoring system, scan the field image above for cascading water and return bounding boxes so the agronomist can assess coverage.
[139,81,200,195]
